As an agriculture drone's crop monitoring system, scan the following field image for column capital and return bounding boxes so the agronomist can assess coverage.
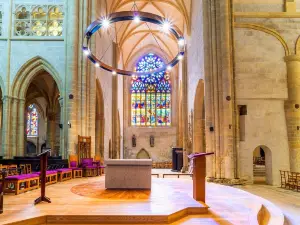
[284,55,300,62]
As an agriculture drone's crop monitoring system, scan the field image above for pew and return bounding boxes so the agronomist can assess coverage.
[33,170,58,186]
[57,168,72,182]
[4,174,40,195]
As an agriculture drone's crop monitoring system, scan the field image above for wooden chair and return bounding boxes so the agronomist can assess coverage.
[20,164,26,174]
[25,164,32,174]
[8,165,18,176]
[296,173,300,192]
[69,155,82,178]
[280,170,288,188]
[286,172,297,190]
[94,156,105,175]
[78,135,92,165]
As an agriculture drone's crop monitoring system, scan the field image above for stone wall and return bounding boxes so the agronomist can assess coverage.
[233,0,298,184]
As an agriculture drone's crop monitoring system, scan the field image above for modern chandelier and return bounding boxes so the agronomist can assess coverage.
[82,5,186,76]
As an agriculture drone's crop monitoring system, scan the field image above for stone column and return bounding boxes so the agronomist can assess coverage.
[284,55,300,172]
[65,0,79,156]
[1,96,11,158]
[11,98,18,157]
[0,101,2,147]
[177,83,183,147]
[181,56,189,172]
[47,112,57,155]
[58,97,65,158]
[17,99,25,156]
[112,43,119,159]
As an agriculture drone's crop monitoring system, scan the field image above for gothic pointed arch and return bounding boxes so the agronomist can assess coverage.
[136,148,151,159]
[11,56,63,98]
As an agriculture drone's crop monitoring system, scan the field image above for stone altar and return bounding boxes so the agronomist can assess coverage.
[105,159,152,189]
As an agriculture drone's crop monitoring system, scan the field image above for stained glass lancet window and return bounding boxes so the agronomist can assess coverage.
[27,104,38,137]
[131,53,171,126]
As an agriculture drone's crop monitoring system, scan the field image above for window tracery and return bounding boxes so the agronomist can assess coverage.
[131,53,171,127]
[14,5,64,37]
[27,104,38,137]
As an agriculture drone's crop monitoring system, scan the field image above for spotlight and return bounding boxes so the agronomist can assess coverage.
[177,55,183,60]
[95,63,100,67]
[167,65,172,71]
[134,15,140,23]
[101,18,110,28]
[83,50,89,55]
[178,38,185,46]
[162,21,171,32]
[112,71,117,75]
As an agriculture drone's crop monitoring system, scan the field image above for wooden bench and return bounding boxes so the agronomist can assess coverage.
[33,171,58,186]
[4,174,39,195]
[57,168,72,182]
[162,173,193,178]
[71,168,83,178]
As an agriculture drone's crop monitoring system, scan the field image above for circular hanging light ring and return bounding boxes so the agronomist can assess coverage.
[82,11,185,76]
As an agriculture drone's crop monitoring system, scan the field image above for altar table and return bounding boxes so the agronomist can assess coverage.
[105,159,152,189]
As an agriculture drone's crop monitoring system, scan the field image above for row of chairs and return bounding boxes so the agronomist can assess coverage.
[152,162,172,169]
[280,170,300,192]
[1,164,66,176]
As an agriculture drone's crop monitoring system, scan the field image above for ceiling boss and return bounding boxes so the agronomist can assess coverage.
[82,10,185,76]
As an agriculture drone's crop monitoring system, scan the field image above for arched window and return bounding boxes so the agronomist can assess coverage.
[27,104,38,137]
[131,53,171,126]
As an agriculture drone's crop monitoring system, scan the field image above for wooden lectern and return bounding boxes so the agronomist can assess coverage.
[34,149,51,205]
[188,152,214,203]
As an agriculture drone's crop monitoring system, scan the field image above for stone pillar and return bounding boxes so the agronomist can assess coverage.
[1,96,11,158]
[112,43,119,159]
[47,112,57,155]
[181,56,189,172]
[284,55,300,172]
[11,98,18,157]
[177,83,183,147]
[66,0,79,156]
[17,99,25,156]
[0,101,2,147]
[58,97,65,158]
[202,0,237,180]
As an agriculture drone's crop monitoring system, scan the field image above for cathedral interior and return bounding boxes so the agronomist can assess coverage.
[0,0,300,225]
